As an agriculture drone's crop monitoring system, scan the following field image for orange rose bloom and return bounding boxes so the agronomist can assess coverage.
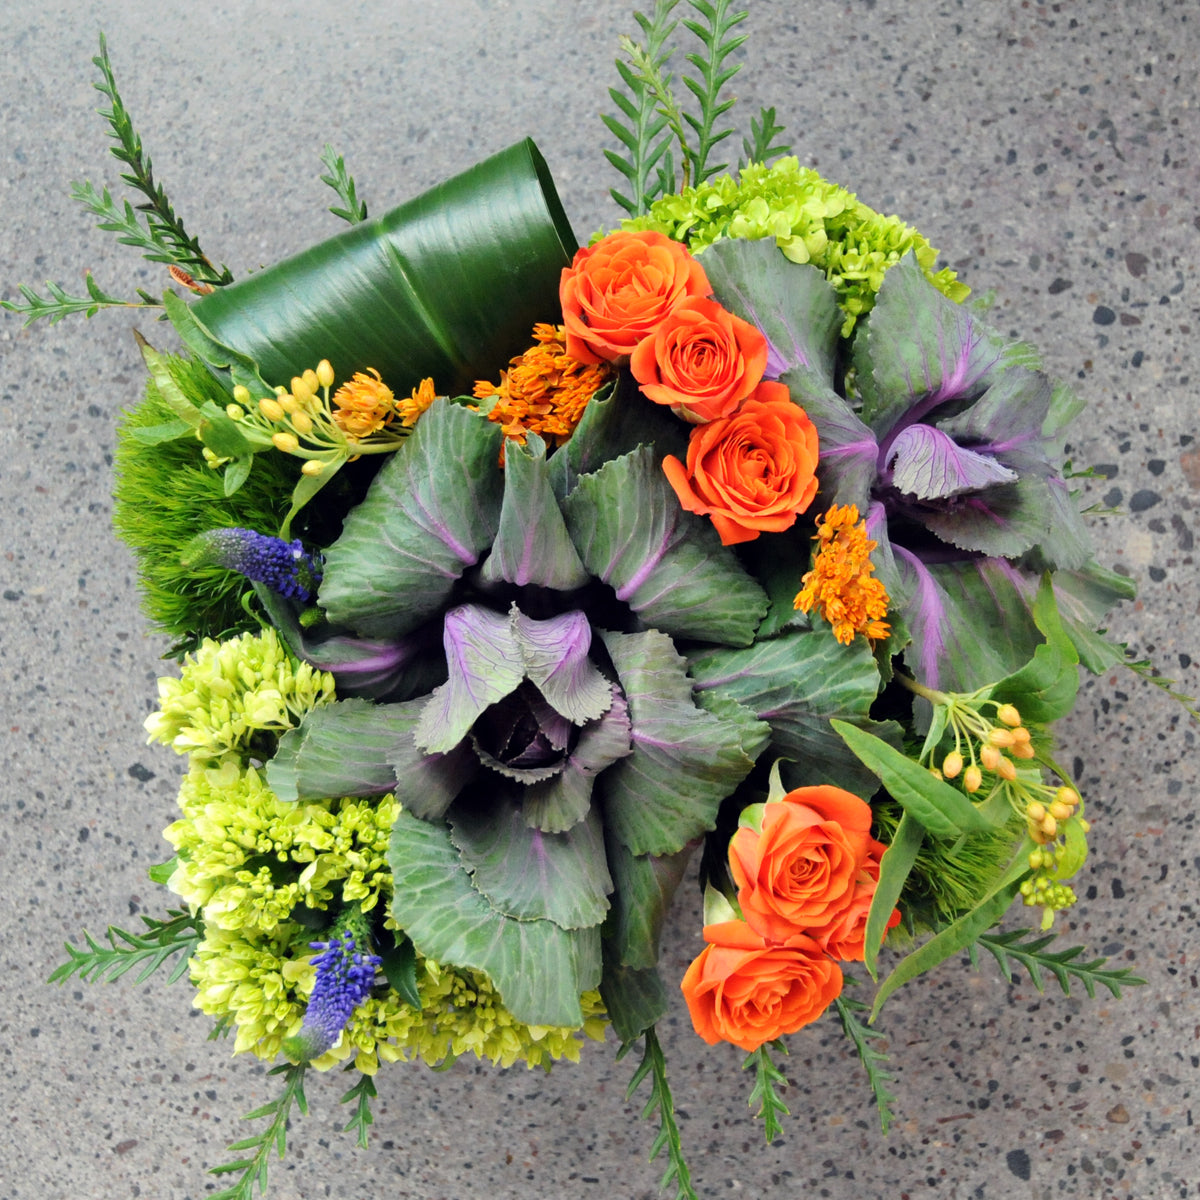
[680,920,843,1053]
[808,855,902,962]
[629,296,768,423]
[559,230,711,365]
[729,785,888,945]
[661,382,819,546]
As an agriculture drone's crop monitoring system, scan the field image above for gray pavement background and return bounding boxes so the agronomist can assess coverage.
[1,1,1197,1197]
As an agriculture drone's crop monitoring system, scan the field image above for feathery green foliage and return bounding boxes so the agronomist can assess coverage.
[48,910,202,986]
[208,1063,309,1200]
[112,352,299,650]
[678,0,748,184]
[319,145,369,225]
[339,1070,378,1149]
[973,928,1148,999]
[624,1027,697,1200]
[1121,654,1200,722]
[740,105,790,168]
[834,989,897,1134]
[90,33,231,285]
[0,272,160,326]
[742,1041,790,1142]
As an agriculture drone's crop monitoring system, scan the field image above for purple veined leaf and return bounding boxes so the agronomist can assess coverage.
[886,423,1017,500]
[415,605,527,754]
[510,607,611,725]
[469,682,574,784]
[783,378,878,512]
[854,255,1040,439]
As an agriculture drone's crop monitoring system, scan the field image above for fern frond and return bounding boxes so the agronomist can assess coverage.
[972,929,1148,999]
[625,1027,698,1200]
[339,1069,377,1149]
[318,145,368,225]
[835,989,897,1134]
[0,274,161,326]
[91,33,231,285]
[742,1041,790,1142]
[47,909,202,985]
[208,1062,308,1200]
[1121,654,1200,722]
[740,105,790,167]
[679,0,749,184]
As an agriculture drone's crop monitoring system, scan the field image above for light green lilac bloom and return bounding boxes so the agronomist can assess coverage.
[145,627,335,766]
[621,156,969,333]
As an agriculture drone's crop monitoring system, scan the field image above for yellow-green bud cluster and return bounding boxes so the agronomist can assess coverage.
[928,697,1036,797]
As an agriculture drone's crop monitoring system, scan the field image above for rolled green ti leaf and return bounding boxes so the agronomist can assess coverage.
[191,139,577,396]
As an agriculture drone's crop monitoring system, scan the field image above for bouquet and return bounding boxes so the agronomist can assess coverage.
[7,7,1192,1197]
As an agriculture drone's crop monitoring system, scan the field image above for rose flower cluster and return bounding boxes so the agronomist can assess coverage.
[559,230,819,545]
[681,785,900,1053]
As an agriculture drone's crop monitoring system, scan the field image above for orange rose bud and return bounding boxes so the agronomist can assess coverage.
[559,230,711,365]
[629,296,768,422]
[728,784,879,944]
[661,382,819,546]
[680,920,843,1053]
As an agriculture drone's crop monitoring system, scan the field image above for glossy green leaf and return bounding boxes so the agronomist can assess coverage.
[378,935,421,1011]
[863,811,924,981]
[191,140,576,398]
[831,720,997,838]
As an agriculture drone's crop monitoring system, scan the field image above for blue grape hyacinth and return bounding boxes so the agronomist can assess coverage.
[181,526,322,602]
[283,910,380,1062]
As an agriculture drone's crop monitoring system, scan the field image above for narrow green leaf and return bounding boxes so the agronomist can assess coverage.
[864,811,924,980]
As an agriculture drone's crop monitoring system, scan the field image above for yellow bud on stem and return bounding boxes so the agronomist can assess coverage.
[272,432,300,453]
[301,459,325,477]
[259,397,285,421]
[996,756,1017,782]
[316,359,335,389]
[963,764,983,794]
[997,703,1022,727]
[942,750,963,779]
[981,745,1002,772]
[988,727,1016,748]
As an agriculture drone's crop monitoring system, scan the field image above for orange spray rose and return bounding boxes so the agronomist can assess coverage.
[680,919,843,1053]
[661,382,819,545]
[628,295,768,422]
[729,784,892,948]
[559,230,711,365]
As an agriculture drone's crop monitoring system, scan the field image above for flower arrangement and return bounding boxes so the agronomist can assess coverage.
[6,7,1193,1199]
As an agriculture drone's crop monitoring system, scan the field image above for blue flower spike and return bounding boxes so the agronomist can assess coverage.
[283,905,380,1062]
[181,526,322,602]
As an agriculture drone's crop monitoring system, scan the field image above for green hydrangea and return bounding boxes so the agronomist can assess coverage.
[621,156,969,333]
[145,627,335,766]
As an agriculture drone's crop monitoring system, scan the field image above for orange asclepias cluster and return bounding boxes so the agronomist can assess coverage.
[793,503,891,644]
[474,323,613,448]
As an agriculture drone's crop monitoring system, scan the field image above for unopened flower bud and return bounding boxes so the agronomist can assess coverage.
[1011,725,1032,744]
[1055,786,1080,809]
[290,410,314,435]
[280,394,300,414]
[301,459,325,477]
[1048,801,1072,821]
[303,368,320,394]
[928,766,944,781]
[997,703,1022,727]
[981,745,1002,772]
[988,727,1016,748]
[259,397,286,421]
[1027,802,1047,823]
[272,431,300,453]
[996,756,1017,782]
[963,765,983,794]
[1012,741,1036,759]
[316,359,335,388]
[292,376,314,403]
[1040,814,1058,836]
[232,385,251,406]
[942,750,963,779]
[225,403,245,420]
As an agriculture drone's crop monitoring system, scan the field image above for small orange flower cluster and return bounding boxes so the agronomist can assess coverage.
[473,323,612,448]
[793,503,890,645]
[331,369,435,439]
[681,785,899,1053]
[558,230,819,546]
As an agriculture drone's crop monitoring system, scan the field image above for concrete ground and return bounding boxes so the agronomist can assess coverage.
[1,1,1197,1197]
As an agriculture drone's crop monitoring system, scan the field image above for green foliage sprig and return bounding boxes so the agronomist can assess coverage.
[678,0,748,185]
[91,33,232,286]
[740,105,790,168]
[48,909,202,986]
[319,145,369,225]
[605,2,681,216]
[339,1069,378,1148]
[624,1027,698,1200]
[834,988,897,1134]
[209,1062,309,1200]
[973,928,1148,999]
[742,1041,790,1142]
[0,273,160,326]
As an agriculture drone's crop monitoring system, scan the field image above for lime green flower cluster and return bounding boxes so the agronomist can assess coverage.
[151,628,607,1071]
[144,627,335,766]
[622,157,969,333]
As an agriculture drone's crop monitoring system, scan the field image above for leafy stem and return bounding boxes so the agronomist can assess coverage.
[208,1062,309,1200]
[319,145,369,225]
[47,909,202,985]
[742,1041,790,1142]
[835,986,897,1134]
[679,0,748,184]
[972,928,1148,998]
[90,33,231,285]
[625,1026,698,1200]
[0,275,162,327]
[339,1069,378,1148]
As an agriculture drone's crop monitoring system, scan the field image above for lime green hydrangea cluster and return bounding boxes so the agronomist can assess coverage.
[622,157,969,333]
[145,626,335,765]
[151,629,607,1072]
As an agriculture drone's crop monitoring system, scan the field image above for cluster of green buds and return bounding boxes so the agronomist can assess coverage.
[903,676,1090,930]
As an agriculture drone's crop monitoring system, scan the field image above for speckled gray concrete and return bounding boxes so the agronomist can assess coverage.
[2,2,1197,1197]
